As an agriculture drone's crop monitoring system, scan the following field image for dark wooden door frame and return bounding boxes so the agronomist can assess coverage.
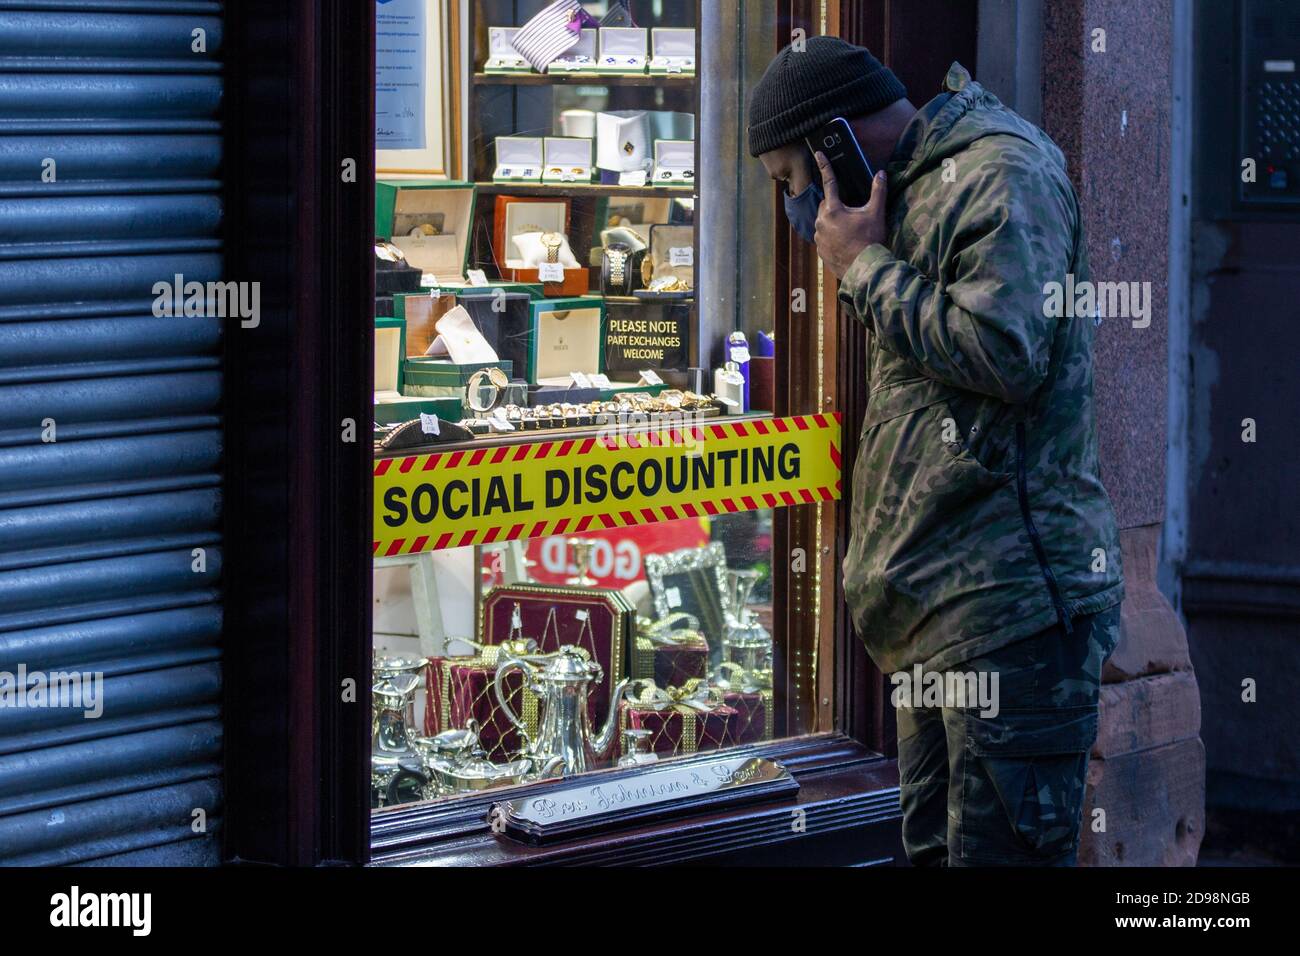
[221,0,374,867]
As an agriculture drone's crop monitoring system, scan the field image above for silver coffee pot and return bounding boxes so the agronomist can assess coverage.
[493,645,629,776]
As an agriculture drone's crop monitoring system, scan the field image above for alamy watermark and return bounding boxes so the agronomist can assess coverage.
[891,664,1000,718]
[1043,273,1151,329]
[0,665,103,719]
[152,273,260,328]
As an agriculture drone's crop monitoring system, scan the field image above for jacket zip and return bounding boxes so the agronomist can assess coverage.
[1015,421,1074,636]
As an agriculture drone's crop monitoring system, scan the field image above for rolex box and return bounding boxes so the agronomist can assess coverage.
[596,27,648,74]
[648,28,696,75]
[492,137,544,184]
[402,358,516,399]
[375,318,463,424]
[548,28,598,74]
[542,137,594,185]
[528,297,606,386]
[492,196,589,297]
[375,180,476,287]
[483,26,530,73]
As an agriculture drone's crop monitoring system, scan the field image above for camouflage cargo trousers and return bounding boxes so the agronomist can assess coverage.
[894,607,1119,866]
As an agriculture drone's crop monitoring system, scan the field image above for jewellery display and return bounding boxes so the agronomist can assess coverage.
[484,26,529,73]
[493,136,545,182]
[649,27,697,75]
[548,28,597,73]
[375,239,407,263]
[596,27,649,74]
[466,366,510,413]
[541,232,563,264]
[652,139,696,186]
[542,137,594,184]
[635,224,695,299]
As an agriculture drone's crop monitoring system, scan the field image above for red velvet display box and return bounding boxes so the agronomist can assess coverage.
[631,634,709,688]
[481,583,633,730]
[424,655,538,762]
[616,696,743,758]
[722,689,772,745]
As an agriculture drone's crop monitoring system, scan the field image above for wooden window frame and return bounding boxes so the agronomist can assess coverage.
[220,0,902,867]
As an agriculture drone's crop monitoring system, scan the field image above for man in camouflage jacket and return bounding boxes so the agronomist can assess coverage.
[749,38,1124,865]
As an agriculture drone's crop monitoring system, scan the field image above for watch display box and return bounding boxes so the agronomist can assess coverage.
[542,137,594,185]
[375,180,476,288]
[492,136,544,183]
[374,318,463,424]
[596,27,648,74]
[460,290,533,378]
[483,26,530,73]
[548,28,598,73]
[634,224,695,300]
[402,358,516,399]
[652,139,695,187]
[528,297,606,386]
[492,196,589,297]
[648,28,697,74]
[393,291,460,358]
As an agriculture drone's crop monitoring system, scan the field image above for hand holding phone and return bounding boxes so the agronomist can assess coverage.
[806,118,875,207]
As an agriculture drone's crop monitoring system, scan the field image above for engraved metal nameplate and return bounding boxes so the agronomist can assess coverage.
[491,756,798,845]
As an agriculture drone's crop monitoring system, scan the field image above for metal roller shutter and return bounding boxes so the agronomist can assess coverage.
[0,0,224,865]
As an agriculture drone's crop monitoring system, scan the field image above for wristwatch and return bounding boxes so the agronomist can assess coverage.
[540,232,564,264]
[605,243,630,292]
[467,366,510,413]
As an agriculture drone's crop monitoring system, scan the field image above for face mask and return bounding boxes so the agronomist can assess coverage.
[783,180,824,244]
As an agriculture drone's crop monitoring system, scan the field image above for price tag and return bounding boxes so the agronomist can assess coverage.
[419,413,441,436]
[589,373,612,389]
[539,262,565,283]
[639,369,663,386]
[570,371,593,389]
[426,285,442,298]
[575,609,588,622]
[729,346,751,364]
[669,246,694,267]
[666,587,682,610]
[620,170,648,187]
[466,269,489,287]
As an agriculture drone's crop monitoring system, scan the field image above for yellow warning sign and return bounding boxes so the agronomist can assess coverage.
[373,414,842,556]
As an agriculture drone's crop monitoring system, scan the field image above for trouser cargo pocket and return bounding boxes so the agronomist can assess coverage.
[954,705,1098,865]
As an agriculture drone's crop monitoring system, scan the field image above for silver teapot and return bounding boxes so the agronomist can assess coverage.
[494,645,629,776]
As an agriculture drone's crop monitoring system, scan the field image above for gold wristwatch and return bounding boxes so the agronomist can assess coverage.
[540,232,563,264]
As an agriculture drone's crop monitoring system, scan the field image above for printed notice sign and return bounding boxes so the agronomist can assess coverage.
[375,0,427,150]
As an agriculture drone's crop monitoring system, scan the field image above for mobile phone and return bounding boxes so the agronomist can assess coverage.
[806,118,876,208]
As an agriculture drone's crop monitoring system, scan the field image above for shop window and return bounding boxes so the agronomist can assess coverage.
[370,0,839,822]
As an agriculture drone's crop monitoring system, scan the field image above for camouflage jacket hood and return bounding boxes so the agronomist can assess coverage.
[837,63,1124,674]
